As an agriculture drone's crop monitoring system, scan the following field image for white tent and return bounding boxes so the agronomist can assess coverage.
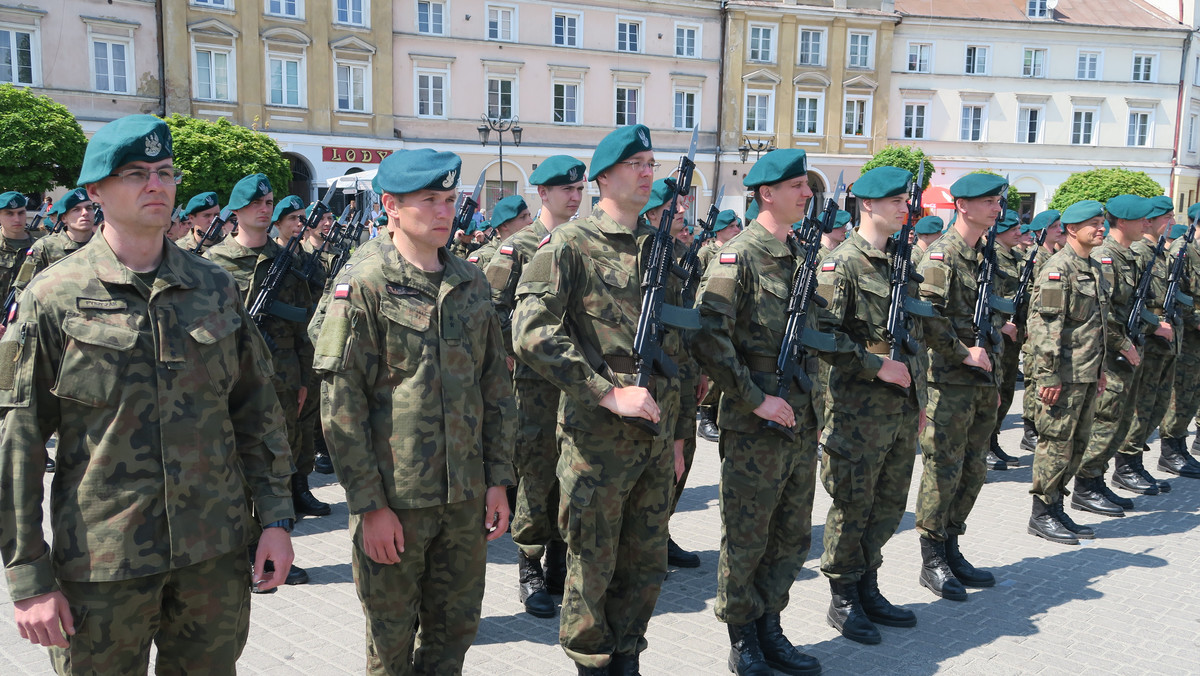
[325,170,376,191]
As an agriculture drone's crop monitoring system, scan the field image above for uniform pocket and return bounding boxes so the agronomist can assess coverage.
[1067,276,1098,322]
[185,308,243,395]
[53,316,138,406]
[379,297,432,373]
[750,274,790,334]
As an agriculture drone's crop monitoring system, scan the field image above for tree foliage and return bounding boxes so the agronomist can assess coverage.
[0,85,87,194]
[860,145,935,189]
[1048,168,1164,210]
[968,169,1021,207]
[165,115,292,207]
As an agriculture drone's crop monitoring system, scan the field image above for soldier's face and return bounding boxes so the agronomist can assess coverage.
[1071,217,1106,248]
[87,159,177,234]
[599,151,655,208]
[238,194,274,232]
[190,205,221,232]
[539,182,585,220]
[957,196,1002,230]
[275,212,304,241]
[1148,214,1171,237]
[997,227,1023,249]
[385,188,458,251]
[0,206,27,236]
[1046,225,1066,250]
[865,195,907,232]
[65,202,96,235]
[716,220,741,243]
[316,213,334,236]
[764,176,812,226]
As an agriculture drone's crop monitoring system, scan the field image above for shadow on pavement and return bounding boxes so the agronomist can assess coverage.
[300,562,354,585]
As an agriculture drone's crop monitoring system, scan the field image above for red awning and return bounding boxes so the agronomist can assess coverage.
[922,185,955,209]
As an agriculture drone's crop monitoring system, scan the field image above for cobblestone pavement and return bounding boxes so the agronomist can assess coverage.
[4,390,1200,675]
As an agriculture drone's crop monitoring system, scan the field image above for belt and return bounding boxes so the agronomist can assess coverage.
[745,354,778,373]
[866,341,890,355]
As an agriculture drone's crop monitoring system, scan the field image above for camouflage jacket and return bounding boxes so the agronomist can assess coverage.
[173,228,222,256]
[205,236,314,391]
[1131,237,1179,354]
[1093,237,1140,362]
[448,239,474,259]
[485,219,549,366]
[0,234,34,299]
[13,231,88,293]
[299,239,332,297]
[466,237,499,270]
[308,235,392,344]
[1168,236,1200,333]
[313,246,516,511]
[1021,244,1057,362]
[0,231,294,601]
[996,242,1026,342]
[512,206,686,441]
[1028,244,1109,387]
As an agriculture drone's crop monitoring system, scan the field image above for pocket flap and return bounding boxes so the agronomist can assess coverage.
[63,316,138,351]
[379,297,432,332]
[185,310,242,345]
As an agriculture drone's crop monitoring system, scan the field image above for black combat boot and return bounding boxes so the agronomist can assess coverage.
[575,665,607,676]
[1157,437,1200,478]
[45,455,55,473]
[1192,433,1200,458]
[1028,497,1078,545]
[944,535,995,588]
[991,433,1019,466]
[918,537,968,601]
[1138,446,1172,493]
[1113,452,1158,495]
[609,653,640,675]
[518,551,556,618]
[313,426,336,474]
[1070,476,1125,517]
[1020,418,1039,452]
[292,473,332,517]
[857,570,916,627]
[544,539,567,595]
[826,580,881,645]
[726,622,772,675]
[1051,497,1094,539]
[985,447,1007,471]
[667,538,701,568]
[755,612,822,674]
[698,406,720,442]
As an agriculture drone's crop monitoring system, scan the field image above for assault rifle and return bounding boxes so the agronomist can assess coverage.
[679,186,723,306]
[884,164,936,397]
[301,204,350,284]
[448,169,487,248]
[969,181,1017,376]
[1163,222,1197,327]
[24,204,47,232]
[1126,234,1167,347]
[327,204,363,281]
[1012,228,1049,328]
[191,207,235,255]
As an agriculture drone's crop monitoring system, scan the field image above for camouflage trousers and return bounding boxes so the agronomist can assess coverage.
[557,426,673,668]
[50,549,250,675]
[819,409,917,582]
[276,382,305,474]
[670,374,699,519]
[1022,346,1039,424]
[351,497,487,676]
[811,361,831,437]
[915,382,998,541]
[511,377,563,559]
[715,427,817,625]
[295,370,322,476]
[1030,382,1099,503]
[1122,339,1175,454]
[1161,329,1200,440]
[993,337,1021,437]
[1079,360,1144,478]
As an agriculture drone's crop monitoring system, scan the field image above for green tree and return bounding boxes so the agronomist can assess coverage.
[1048,168,1164,210]
[165,114,292,207]
[0,84,87,194]
[860,145,935,188]
[968,169,1021,207]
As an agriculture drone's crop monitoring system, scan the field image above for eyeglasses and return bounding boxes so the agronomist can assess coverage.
[109,168,184,186]
[615,160,661,173]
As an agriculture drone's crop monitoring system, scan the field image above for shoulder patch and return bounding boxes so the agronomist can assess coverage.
[5,302,16,325]
[467,255,480,263]
[720,252,738,264]
[333,283,351,299]
[929,252,944,261]
[1101,257,1113,264]
[499,244,514,255]
[821,261,836,272]
[538,234,552,249]
[1047,272,1060,281]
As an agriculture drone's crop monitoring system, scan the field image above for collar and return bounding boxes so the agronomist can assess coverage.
[89,225,199,290]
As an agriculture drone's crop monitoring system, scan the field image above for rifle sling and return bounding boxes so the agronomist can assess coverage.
[904,296,936,317]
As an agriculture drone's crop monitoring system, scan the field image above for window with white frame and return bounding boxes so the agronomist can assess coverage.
[1194,56,1200,86]
[488,5,515,42]
[960,105,985,141]
[554,12,579,47]
[1023,48,1046,78]
[417,1,444,35]
[268,54,302,106]
[92,39,131,94]
[1132,54,1155,82]
[1017,106,1042,143]
[553,81,579,123]
[1127,110,1152,146]
[903,102,927,140]
[798,29,822,66]
[907,43,931,73]
[267,0,301,18]
[617,19,641,52]
[1189,114,1198,153]
[675,24,698,58]
[748,24,774,63]
[615,86,640,125]
[1077,51,1100,79]
[745,89,773,133]
[965,45,988,75]
[415,69,446,118]
[335,0,366,26]
[1071,109,1096,145]
[336,60,368,112]
[487,77,514,119]
[843,95,870,136]
[848,32,872,69]
[194,47,232,100]
[1027,0,1050,18]
[0,27,37,85]
[674,89,697,130]
[795,92,823,135]
[192,0,230,7]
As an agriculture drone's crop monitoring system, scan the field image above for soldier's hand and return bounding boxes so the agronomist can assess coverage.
[1155,321,1174,342]
[600,386,660,423]
[297,385,307,411]
[918,409,928,434]
[673,439,686,482]
[254,527,294,592]
[14,591,74,648]
[506,356,515,372]
[1039,384,1061,406]
[362,507,405,564]
[1001,322,1018,341]
[696,376,710,403]
[876,359,911,389]
[483,486,510,542]
[1098,372,1107,394]
[752,395,794,429]
[1120,344,1142,367]
[963,346,992,372]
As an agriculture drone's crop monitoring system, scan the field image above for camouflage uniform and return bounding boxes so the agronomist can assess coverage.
[690,221,818,626]
[512,206,683,668]
[1022,245,1055,426]
[993,243,1024,440]
[12,231,88,292]
[0,232,294,673]
[296,239,331,481]
[308,235,392,344]
[1161,239,1200,441]
[314,243,515,675]
[0,234,34,300]
[810,244,835,435]
[173,229,221,255]
[466,236,499,270]
[1121,239,1177,454]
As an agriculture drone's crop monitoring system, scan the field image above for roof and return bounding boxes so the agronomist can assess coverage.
[895,0,1186,30]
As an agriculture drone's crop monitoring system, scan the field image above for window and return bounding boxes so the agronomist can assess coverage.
[795,93,823,135]
[92,40,130,94]
[267,0,300,17]
[1189,114,1198,153]
[908,43,931,73]
[1127,111,1151,146]
[487,77,514,119]
[335,0,365,26]
[418,1,444,35]
[415,70,446,118]
[192,0,230,6]
[617,20,641,53]
[195,48,232,100]
[674,90,696,130]
[489,6,515,41]
[1194,56,1200,86]
[961,105,985,141]
[965,45,988,75]
[1027,0,1050,18]
[1017,106,1042,143]
[748,24,774,63]
[615,86,640,125]
[1133,54,1155,82]
[0,28,36,86]
[1071,109,1096,145]
[336,62,367,112]
[1077,51,1100,80]
[554,13,579,47]
[745,90,773,133]
[798,29,822,66]
[848,32,872,69]
[268,55,301,106]
[843,96,870,137]
[554,82,578,124]
[1023,48,1046,78]
[675,25,697,58]
[903,103,927,140]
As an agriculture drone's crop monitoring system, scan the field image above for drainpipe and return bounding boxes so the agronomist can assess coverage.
[155,0,167,116]
[714,1,729,206]
[1173,30,1193,207]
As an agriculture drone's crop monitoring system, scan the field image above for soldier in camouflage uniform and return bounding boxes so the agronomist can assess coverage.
[1019,210,1065,453]
[300,203,337,476]
[12,188,95,293]
[512,125,686,675]
[0,114,296,674]
[1161,206,1200,460]
[173,191,223,254]
[697,210,743,444]
[0,191,36,316]
[470,195,531,271]
[986,210,1025,470]
[913,215,944,258]
[810,209,853,438]
[692,149,823,676]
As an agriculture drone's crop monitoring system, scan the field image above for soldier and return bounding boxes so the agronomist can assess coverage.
[449,224,474,259]
[13,187,96,289]
[1160,205,1200,462]
[913,215,943,258]
[820,209,852,253]
[469,195,531,270]
[913,173,1002,603]
[696,209,743,444]
[0,191,35,312]
[0,114,295,673]
[174,191,223,254]
[811,209,853,437]
[313,149,515,674]
[299,202,337,477]
[512,125,685,676]
[485,155,586,617]
[691,149,823,676]
[1018,209,1064,454]
[1027,200,1109,544]
[815,167,929,645]
[988,210,1025,470]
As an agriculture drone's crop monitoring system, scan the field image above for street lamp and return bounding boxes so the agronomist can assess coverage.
[738,136,775,163]
[478,114,523,201]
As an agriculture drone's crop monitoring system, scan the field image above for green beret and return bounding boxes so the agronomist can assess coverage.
[272,195,305,223]
[851,166,912,199]
[1188,203,1200,222]
[745,200,760,221]
[530,155,587,186]
[589,125,653,180]
[950,173,1008,199]
[1169,222,1190,239]
[915,215,943,234]
[491,194,528,227]
[835,210,852,228]
[228,173,273,211]
[1023,209,1059,234]
[184,191,219,217]
[1147,195,1174,219]
[641,178,680,217]
[0,191,28,210]
[375,213,388,226]
[1061,200,1104,225]
[712,209,740,233]
[373,148,462,195]
[1105,194,1153,221]
[743,149,807,189]
[996,209,1020,233]
[49,188,90,216]
[77,114,173,185]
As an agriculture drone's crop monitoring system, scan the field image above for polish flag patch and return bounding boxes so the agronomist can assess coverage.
[467,255,480,263]
[1047,272,1061,281]
[1100,257,1113,264]
[822,261,837,271]
[499,244,514,255]
[333,283,351,299]
[929,252,944,261]
[6,303,16,324]
[538,234,552,249]
[720,252,738,264]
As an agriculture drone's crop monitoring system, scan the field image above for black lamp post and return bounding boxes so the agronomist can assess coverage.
[477,115,523,201]
[738,136,775,163]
